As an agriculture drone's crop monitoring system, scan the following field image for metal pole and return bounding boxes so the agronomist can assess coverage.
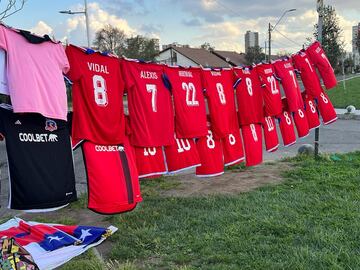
[268,23,271,62]
[84,0,91,48]
[315,0,323,158]
[264,41,267,62]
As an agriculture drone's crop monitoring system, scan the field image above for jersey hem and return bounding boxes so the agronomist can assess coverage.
[224,157,245,167]
[11,107,67,121]
[88,203,138,215]
[284,141,296,147]
[309,124,321,130]
[9,195,77,211]
[196,171,224,178]
[297,132,310,139]
[167,164,201,174]
[266,144,280,152]
[139,171,167,179]
[323,117,338,125]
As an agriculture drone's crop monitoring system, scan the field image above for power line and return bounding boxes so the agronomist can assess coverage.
[273,28,303,47]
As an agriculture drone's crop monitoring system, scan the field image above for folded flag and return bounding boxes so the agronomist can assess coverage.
[0,218,117,270]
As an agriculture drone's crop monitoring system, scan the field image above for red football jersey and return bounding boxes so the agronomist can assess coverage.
[273,59,304,112]
[263,115,279,152]
[278,99,296,147]
[65,45,125,145]
[306,41,337,90]
[134,146,167,179]
[164,136,201,173]
[292,50,323,98]
[316,91,337,125]
[241,124,263,167]
[165,66,207,138]
[82,138,142,214]
[292,108,310,138]
[221,129,245,166]
[196,129,224,177]
[121,59,174,147]
[202,68,239,138]
[234,67,264,126]
[302,92,321,130]
[256,63,282,116]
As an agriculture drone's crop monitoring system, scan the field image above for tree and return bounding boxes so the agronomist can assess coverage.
[124,35,159,61]
[314,5,344,72]
[0,0,26,20]
[245,46,265,65]
[93,25,127,56]
[200,42,215,51]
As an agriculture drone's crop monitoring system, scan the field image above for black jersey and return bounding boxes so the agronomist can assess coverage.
[0,105,77,210]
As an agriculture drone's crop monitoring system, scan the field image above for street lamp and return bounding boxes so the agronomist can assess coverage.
[268,8,296,62]
[59,0,90,48]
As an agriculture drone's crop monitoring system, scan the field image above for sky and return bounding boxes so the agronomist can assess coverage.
[3,0,360,53]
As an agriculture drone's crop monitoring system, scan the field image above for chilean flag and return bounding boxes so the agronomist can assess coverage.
[0,218,117,270]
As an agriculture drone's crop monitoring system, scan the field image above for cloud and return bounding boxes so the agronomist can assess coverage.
[182,18,203,27]
[30,21,53,36]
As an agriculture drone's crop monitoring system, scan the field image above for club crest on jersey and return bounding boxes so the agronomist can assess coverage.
[45,119,57,132]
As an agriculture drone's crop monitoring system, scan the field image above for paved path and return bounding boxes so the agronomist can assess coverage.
[0,119,359,218]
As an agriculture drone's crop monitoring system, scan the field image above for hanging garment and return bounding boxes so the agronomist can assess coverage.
[234,66,264,126]
[164,66,207,138]
[316,91,338,125]
[121,59,174,147]
[0,218,117,270]
[65,44,126,145]
[0,24,69,120]
[196,128,224,177]
[306,41,337,90]
[302,92,321,130]
[241,123,263,167]
[221,128,245,167]
[277,98,297,147]
[164,136,201,174]
[255,63,283,116]
[134,146,167,179]
[0,105,77,211]
[202,68,239,138]
[81,138,142,214]
[273,58,304,112]
[0,49,9,95]
[292,50,323,98]
[292,108,310,138]
[262,115,279,153]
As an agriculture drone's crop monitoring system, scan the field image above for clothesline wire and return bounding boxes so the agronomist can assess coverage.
[273,28,304,47]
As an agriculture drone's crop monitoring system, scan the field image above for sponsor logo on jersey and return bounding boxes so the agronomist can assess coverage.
[242,68,251,74]
[87,62,109,74]
[45,119,57,132]
[65,192,73,196]
[264,68,273,74]
[95,145,124,152]
[284,63,292,69]
[14,120,22,125]
[178,70,193,78]
[19,133,58,143]
[140,71,158,80]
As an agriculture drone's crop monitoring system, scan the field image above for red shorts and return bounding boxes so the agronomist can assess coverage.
[221,129,245,166]
[241,124,263,167]
[263,116,279,152]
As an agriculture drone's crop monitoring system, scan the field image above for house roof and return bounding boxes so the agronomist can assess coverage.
[211,50,247,66]
[159,46,231,68]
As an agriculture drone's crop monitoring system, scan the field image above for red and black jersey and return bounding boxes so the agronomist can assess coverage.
[121,59,174,147]
[221,129,245,167]
[202,68,239,138]
[263,115,279,152]
[165,66,207,138]
[256,63,282,116]
[316,91,337,125]
[234,67,264,126]
[292,108,310,138]
[273,58,304,112]
[134,146,167,179]
[302,92,321,130]
[241,124,263,167]
[196,129,224,177]
[0,105,77,211]
[164,136,201,173]
[292,50,323,98]
[277,98,296,147]
[65,44,125,145]
[82,138,142,214]
[306,41,337,90]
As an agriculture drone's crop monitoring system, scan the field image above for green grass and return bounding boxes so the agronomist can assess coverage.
[60,152,360,269]
[327,76,360,108]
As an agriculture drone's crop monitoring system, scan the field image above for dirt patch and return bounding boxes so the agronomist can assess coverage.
[161,162,292,197]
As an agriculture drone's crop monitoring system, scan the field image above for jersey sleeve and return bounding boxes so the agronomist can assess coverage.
[65,45,82,82]
[0,25,8,51]
[57,44,70,74]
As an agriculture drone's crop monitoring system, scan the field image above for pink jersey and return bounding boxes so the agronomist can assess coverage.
[0,25,69,120]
